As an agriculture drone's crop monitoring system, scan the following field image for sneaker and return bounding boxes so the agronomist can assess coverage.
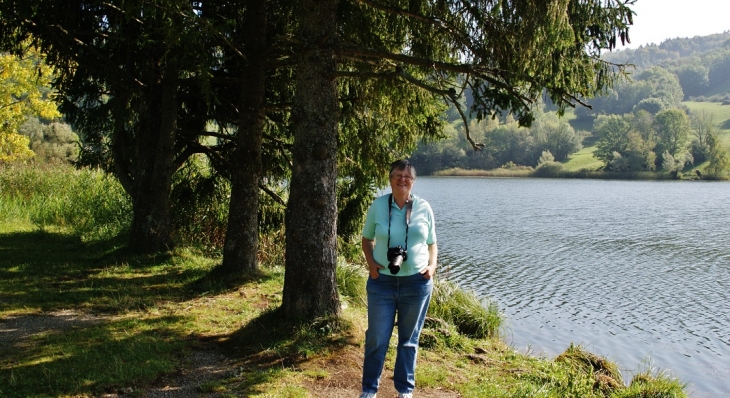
[359,393,377,398]
[398,393,413,398]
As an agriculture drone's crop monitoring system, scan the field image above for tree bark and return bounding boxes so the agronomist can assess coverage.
[126,65,178,254]
[221,0,267,275]
[282,0,341,321]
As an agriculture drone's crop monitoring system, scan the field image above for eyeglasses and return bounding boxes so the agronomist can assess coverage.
[391,174,414,181]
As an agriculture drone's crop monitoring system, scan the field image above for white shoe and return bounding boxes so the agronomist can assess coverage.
[359,393,376,398]
[399,393,413,398]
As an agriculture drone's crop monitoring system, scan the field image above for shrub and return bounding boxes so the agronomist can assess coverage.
[170,156,230,250]
[533,161,565,177]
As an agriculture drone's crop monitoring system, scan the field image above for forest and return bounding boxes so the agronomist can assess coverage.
[410,31,730,176]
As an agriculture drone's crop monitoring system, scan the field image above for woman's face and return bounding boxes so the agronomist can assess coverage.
[390,167,415,196]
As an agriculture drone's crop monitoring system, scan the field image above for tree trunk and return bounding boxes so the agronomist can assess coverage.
[126,67,178,254]
[221,0,267,275]
[282,0,341,321]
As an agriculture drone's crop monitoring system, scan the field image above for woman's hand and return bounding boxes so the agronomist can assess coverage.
[362,237,383,279]
[421,243,438,279]
[368,261,385,279]
[420,263,437,279]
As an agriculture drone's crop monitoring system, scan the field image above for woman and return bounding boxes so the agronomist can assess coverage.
[360,159,438,398]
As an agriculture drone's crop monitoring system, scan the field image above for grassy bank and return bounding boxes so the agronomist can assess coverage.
[0,165,687,397]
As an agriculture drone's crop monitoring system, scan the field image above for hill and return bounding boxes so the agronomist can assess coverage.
[603,31,730,101]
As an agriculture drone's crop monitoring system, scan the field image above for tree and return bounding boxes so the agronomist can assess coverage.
[576,66,683,120]
[636,67,684,108]
[705,130,730,177]
[708,49,730,88]
[689,110,716,164]
[593,113,655,171]
[674,62,709,99]
[1,0,231,253]
[219,0,269,275]
[0,48,59,163]
[281,0,341,320]
[19,118,79,163]
[3,0,636,323]
[593,115,632,165]
[280,0,634,322]
[653,108,691,166]
[531,112,583,162]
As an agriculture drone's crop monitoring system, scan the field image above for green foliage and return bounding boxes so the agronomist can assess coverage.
[577,66,685,122]
[708,49,730,89]
[704,130,730,177]
[534,161,565,177]
[687,110,716,163]
[18,117,79,164]
[412,106,585,173]
[674,63,710,99]
[593,113,654,172]
[170,156,230,250]
[538,150,555,165]
[556,343,623,387]
[654,108,691,162]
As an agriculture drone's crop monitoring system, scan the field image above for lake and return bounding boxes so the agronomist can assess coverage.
[410,177,730,397]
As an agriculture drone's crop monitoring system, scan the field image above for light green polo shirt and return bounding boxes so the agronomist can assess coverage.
[362,194,437,276]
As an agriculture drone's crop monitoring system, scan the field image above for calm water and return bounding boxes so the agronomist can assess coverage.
[410,177,730,397]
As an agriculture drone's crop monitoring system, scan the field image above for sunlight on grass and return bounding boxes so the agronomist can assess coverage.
[563,145,603,171]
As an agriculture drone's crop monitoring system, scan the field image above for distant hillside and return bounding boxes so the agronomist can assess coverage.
[602,31,730,101]
[604,32,730,67]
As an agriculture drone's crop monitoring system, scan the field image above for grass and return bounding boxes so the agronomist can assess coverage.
[682,101,730,126]
[0,165,688,397]
[563,145,604,171]
[0,164,131,241]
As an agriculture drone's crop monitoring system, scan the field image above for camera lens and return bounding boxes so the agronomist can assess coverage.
[388,255,403,274]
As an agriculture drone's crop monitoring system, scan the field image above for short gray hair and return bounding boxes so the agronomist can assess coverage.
[389,159,416,179]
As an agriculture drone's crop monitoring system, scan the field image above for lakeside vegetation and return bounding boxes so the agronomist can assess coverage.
[410,32,730,180]
[0,165,689,397]
[427,100,730,181]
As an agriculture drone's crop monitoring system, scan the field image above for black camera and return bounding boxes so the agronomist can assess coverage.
[387,246,408,274]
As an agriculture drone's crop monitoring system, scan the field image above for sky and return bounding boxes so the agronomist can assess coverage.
[623,0,730,49]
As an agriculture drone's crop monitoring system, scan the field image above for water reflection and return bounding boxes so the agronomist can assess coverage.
[412,177,730,397]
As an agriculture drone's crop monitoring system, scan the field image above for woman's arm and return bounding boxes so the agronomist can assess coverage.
[362,237,384,278]
[421,242,438,279]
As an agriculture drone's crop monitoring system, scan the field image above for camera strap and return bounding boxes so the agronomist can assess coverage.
[387,193,413,251]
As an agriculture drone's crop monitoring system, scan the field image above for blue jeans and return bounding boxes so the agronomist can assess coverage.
[362,272,433,394]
